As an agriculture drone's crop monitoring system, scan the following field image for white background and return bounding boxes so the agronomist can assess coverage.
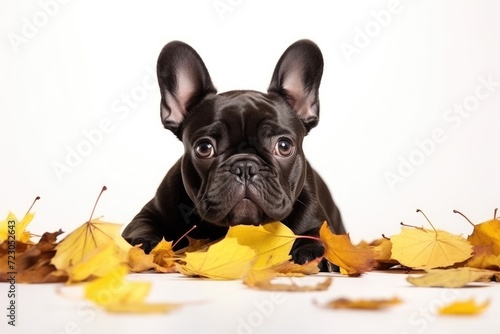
[1,0,500,243]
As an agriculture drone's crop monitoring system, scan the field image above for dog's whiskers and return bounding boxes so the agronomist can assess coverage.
[295,198,308,208]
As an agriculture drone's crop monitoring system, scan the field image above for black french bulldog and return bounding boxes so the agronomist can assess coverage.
[122,39,346,271]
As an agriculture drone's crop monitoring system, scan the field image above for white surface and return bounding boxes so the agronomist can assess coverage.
[1,272,499,333]
[1,0,499,243]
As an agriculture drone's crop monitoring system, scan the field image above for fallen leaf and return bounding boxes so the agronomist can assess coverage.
[390,211,473,269]
[150,238,176,270]
[463,210,500,255]
[0,212,34,243]
[391,227,473,269]
[0,197,40,243]
[177,237,256,279]
[66,242,128,282]
[467,252,500,271]
[317,296,402,310]
[271,259,320,276]
[225,222,295,270]
[104,302,181,314]
[407,268,496,288]
[0,230,67,283]
[319,222,375,275]
[370,238,393,261]
[175,236,213,253]
[51,218,131,271]
[244,268,332,291]
[84,265,179,313]
[438,299,490,315]
[357,238,399,269]
[128,246,156,272]
[128,245,177,273]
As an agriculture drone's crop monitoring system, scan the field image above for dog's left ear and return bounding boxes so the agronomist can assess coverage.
[268,39,324,132]
[157,41,217,136]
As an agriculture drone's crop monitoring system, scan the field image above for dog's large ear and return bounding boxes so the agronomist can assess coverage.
[157,41,216,135]
[268,40,324,132]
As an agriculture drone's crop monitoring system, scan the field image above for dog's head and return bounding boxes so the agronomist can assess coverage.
[157,40,324,227]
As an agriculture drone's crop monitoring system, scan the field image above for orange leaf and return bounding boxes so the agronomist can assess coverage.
[466,211,500,255]
[467,251,500,271]
[319,222,375,275]
[128,244,177,273]
[150,238,177,271]
[271,259,320,276]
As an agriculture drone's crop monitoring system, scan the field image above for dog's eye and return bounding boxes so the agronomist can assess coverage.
[274,139,294,157]
[195,141,215,158]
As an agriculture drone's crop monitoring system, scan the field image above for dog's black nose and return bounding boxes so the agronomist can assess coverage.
[231,160,259,181]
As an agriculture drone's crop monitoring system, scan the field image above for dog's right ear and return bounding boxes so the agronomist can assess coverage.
[157,41,216,135]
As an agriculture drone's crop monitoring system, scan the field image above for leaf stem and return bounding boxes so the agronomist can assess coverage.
[400,222,424,230]
[452,209,475,227]
[294,235,323,243]
[89,186,107,223]
[173,225,197,248]
[24,196,40,218]
[416,209,436,232]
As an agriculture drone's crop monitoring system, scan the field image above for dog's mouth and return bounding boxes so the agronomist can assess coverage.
[199,183,288,227]
[196,156,295,227]
[226,197,264,226]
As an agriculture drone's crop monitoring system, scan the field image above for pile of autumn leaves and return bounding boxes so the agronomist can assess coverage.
[1,198,500,314]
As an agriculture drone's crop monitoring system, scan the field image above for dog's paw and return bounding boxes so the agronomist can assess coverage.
[124,236,160,254]
[290,242,325,265]
[290,240,340,272]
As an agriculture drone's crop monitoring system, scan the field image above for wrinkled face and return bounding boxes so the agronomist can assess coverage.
[180,91,307,226]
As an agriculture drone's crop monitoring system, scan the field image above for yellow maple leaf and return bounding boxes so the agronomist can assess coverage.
[128,246,157,272]
[51,218,131,271]
[243,267,332,291]
[319,222,375,275]
[455,209,500,255]
[0,197,40,243]
[225,222,295,270]
[0,212,35,244]
[390,210,473,269]
[84,265,180,313]
[407,268,496,288]
[177,237,256,279]
[51,186,131,271]
[438,299,490,316]
[66,242,128,282]
[316,296,402,310]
